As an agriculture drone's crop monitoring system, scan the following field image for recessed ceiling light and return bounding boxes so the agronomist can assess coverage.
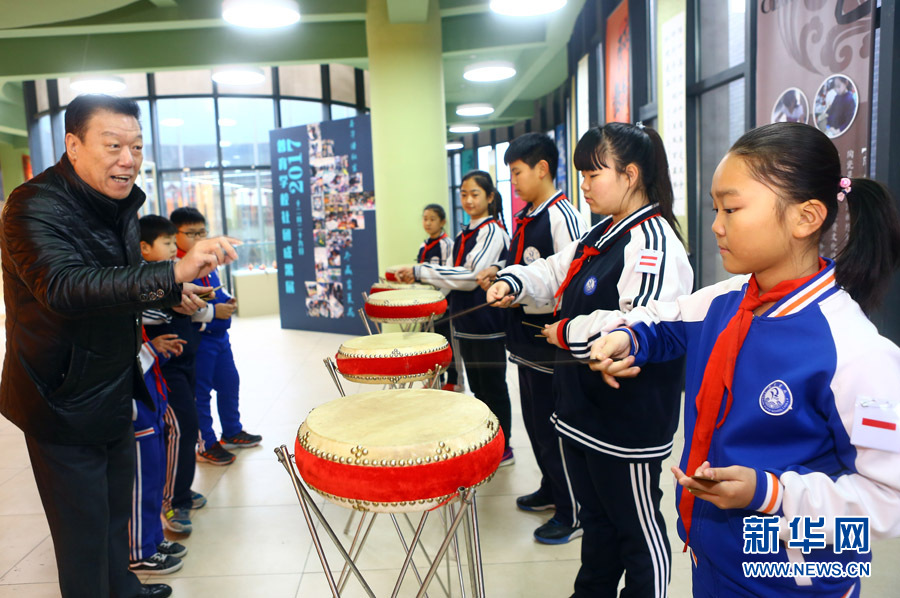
[464,61,516,83]
[449,124,481,134]
[489,0,567,17]
[218,118,238,127]
[222,0,301,29]
[219,140,233,147]
[446,142,464,151]
[70,75,126,95]
[160,118,184,127]
[212,66,265,86]
[456,103,494,117]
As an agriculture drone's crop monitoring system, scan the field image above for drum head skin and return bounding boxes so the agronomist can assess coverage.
[364,289,447,323]
[336,332,452,384]
[295,389,503,512]
[369,281,436,294]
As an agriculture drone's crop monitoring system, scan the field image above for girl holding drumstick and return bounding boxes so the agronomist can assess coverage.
[582,122,900,597]
[487,123,693,597]
[397,171,514,465]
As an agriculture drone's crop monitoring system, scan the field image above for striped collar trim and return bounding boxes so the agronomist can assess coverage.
[518,190,564,219]
[462,216,494,232]
[763,258,838,318]
[590,203,660,251]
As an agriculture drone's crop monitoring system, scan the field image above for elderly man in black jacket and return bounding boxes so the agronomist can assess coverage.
[0,94,238,598]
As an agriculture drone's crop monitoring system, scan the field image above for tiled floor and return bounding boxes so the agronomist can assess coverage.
[1,315,898,597]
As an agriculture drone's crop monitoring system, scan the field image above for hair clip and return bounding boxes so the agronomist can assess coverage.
[635,121,645,130]
[837,177,852,202]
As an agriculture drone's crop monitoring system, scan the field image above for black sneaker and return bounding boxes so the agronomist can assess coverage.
[196,441,236,465]
[157,539,187,558]
[129,552,183,575]
[533,518,584,545]
[220,430,263,449]
[516,490,555,512]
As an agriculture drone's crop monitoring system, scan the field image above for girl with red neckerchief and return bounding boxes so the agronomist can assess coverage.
[588,122,900,598]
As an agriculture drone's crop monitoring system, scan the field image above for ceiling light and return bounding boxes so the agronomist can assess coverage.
[449,124,481,134]
[218,118,237,127]
[212,66,265,86]
[489,0,567,17]
[464,61,516,83]
[160,118,184,127]
[446,142,464,151]
[219,140,233,147]
[456,103,494,117]
[70,75,126,95]
[222,0,301,29]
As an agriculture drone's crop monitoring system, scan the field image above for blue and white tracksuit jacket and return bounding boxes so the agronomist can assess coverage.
[415,216,510,339]
[499,203,694,455]
[130,341,170,561]
[498,191,586,373]
[570,258,900,597]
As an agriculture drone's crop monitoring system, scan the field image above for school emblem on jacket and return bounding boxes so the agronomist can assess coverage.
[583,275,598,296]
[430,256,441,265]
[523,246,540,264]
[759,380,792,416]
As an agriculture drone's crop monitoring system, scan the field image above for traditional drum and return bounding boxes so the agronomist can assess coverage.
[335,332,452,384]
[294,389,504,512]
[364,289,447,323]
[369,280,436,294]
[384,263,417,282]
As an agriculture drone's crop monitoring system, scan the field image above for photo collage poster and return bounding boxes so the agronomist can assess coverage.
[755,0,875,258]
[269,115,377,333]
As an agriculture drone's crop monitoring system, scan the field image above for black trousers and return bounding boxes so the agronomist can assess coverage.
[519,366,578,526]
[456,337,511,448]
[561,438,671,598]
[25,425,142,598]
[161,362,198,512]
[434,318,458,386]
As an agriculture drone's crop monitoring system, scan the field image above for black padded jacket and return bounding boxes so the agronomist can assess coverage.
[1,155,182,444]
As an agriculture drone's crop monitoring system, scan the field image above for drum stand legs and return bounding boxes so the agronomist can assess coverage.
[274,445,377,598]
[276,445,487,598]
[323,358,346,397]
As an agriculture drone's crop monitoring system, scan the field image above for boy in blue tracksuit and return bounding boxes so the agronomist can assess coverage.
[171,207,262,466]
[129,329,188,575]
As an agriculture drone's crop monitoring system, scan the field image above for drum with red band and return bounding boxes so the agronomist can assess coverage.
[384,264,417,282]
[294,389,503,512]
[369,281,436,294]
[364,289,447,323]
[335,332,452,384]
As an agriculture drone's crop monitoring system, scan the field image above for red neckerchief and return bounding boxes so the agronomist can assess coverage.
[552,213,657,315]
[455,219,498,267]
[511,194,566,265]
[678,259,827,548]
[176,247,186,259]
[419,233,448,264]
[141,327,168,395]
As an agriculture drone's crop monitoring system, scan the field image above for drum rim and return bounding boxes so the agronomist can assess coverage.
[364,289,446,306]
[337,332,449,357]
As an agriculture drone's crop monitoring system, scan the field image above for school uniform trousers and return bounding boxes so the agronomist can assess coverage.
[195,331,244,450]
[455,336,511,449]
[154,315,200,513]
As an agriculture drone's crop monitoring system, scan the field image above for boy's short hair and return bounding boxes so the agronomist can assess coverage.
[170,206,206,227]
[503,133,559,181]
[139,215,177,245]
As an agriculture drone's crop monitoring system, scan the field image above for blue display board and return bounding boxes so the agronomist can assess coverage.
[269,115,377,333]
